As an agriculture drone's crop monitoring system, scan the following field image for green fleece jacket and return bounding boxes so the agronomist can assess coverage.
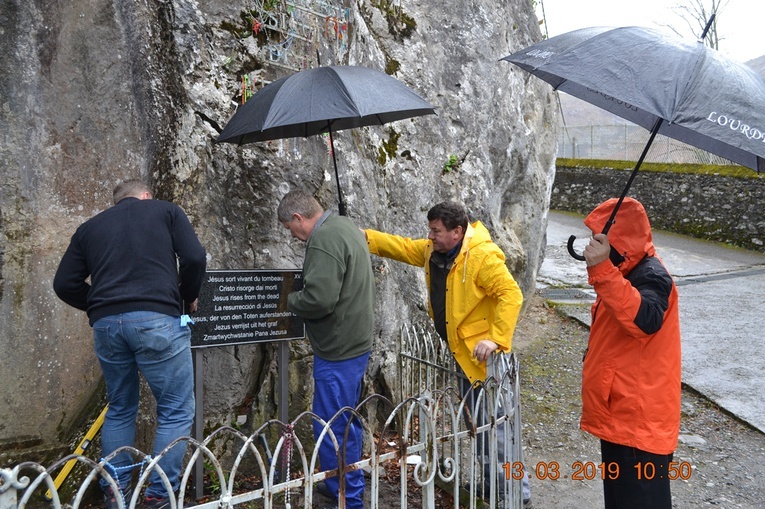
[288,214,375,360]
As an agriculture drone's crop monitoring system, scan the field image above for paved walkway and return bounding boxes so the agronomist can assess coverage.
[539,210,765,433]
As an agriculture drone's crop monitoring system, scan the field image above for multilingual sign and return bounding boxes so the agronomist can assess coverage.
[190,269,305,348]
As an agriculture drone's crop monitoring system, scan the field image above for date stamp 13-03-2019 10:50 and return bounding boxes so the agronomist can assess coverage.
[502,461,693,482]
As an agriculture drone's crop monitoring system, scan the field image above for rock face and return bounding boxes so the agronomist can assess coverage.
[0,0,556,462]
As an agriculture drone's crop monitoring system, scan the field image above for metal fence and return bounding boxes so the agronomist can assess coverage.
[1,326,522,509]
[557,124,732,165]
[398,324,524,509]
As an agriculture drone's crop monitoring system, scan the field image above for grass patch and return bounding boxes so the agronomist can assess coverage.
[555,158,761,179]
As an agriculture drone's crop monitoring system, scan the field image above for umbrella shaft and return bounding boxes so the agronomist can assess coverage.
[327,124,346,216]
[602,118,663,235]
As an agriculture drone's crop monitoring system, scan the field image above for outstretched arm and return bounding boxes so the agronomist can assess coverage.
[365,229,430,267]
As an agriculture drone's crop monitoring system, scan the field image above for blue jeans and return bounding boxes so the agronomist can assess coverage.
[312,352,369,509]
[94,311,194,498]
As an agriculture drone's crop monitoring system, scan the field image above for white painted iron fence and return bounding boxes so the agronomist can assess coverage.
[1,325,523,509]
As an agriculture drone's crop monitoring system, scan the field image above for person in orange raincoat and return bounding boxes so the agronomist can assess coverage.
[581,197,681,509]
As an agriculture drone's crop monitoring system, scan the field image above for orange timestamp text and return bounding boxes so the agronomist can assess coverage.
[503,461,693,481]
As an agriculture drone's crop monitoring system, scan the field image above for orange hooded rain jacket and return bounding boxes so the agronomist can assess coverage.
[580,197,681,455]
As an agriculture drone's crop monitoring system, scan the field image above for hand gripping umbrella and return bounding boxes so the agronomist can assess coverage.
[502,17,765,260]
[216,65,435,216]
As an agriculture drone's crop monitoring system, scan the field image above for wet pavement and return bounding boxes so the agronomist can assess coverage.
[538,210,765,434]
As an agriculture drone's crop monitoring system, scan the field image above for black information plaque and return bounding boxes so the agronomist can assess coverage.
[190,269,304,348]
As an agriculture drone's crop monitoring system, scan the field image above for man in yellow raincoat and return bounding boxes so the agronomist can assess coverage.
[365,201,530,507]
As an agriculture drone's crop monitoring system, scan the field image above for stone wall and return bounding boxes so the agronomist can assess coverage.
[551,164,765,252]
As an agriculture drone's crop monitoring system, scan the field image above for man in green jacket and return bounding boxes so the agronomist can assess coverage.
[365,201,530,507]
[278,190,375,509]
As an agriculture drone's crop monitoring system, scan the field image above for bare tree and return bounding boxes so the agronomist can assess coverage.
[665,0,730,49]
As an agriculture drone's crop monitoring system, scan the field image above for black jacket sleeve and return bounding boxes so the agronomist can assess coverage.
[171,205,207,303]
[53,232,91,311]
[627,256,674,335]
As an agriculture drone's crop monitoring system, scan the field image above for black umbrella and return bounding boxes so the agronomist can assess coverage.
[216,65,436,216]
[503,18,765,259]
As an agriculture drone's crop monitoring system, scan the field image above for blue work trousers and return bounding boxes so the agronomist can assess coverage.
[312,352,369,509]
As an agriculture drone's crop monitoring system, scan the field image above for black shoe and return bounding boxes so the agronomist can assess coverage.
[103,484,131,509]
[315,480,336,499]
[523,498,534,509]
[142,495,172,509]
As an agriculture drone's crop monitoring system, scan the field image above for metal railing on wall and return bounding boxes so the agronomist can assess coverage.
[1,325,523,509]
[558,124,732,165]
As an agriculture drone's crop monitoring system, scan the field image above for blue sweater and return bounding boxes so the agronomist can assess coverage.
[54,197,207,325]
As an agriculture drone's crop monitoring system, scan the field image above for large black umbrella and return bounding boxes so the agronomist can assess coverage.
[502,20,765,259]
[216,65,435,216]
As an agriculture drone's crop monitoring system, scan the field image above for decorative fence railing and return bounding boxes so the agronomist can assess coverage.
[558,124,732,165]
[1,326,522,509]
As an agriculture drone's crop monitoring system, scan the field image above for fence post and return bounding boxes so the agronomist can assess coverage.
[624,124,627,160]
[0,468,23,509]
[419,392,435,509]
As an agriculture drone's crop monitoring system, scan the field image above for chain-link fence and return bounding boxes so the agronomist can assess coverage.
[557,124,732,165]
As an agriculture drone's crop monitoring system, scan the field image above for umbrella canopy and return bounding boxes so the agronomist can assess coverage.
[502,24,765,259]
[216,65,435,216]
[503,25,765,172]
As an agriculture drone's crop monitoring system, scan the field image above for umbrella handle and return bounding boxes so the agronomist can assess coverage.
[567,117,663,263]
[567,235,586,261]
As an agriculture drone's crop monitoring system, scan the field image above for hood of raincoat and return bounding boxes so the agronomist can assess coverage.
[584,197,655,275]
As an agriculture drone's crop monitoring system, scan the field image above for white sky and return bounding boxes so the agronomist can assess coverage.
[536,0,764,63]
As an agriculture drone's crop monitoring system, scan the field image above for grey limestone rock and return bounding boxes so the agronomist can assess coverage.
[0,0,556,462]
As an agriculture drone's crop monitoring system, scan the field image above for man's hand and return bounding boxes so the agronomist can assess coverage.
[584,233,611,267]
[473,339,499,363]
[188,298,199,314]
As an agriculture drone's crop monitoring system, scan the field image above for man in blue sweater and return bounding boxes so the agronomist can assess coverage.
[54,180,206,509]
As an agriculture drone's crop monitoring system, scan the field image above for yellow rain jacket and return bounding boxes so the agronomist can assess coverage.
[366,221,523,383]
